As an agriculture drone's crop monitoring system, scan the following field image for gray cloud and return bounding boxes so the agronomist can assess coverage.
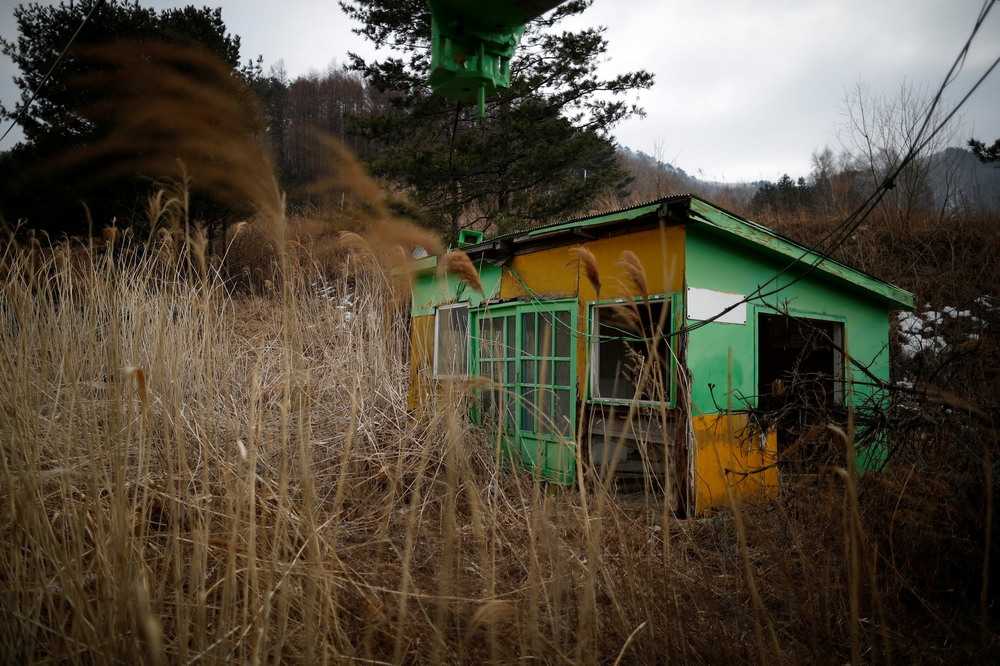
[2,0,997,183]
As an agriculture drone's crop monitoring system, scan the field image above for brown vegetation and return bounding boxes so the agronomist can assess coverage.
[0,41,997,665]
[2,215,996,663]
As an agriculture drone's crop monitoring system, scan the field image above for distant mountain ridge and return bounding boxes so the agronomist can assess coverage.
[618,145,1000,214]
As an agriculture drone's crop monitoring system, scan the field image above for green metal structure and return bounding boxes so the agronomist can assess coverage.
[426,0,566,116]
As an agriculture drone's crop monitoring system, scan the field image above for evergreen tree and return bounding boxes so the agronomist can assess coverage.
[339,0,653,239]
[752,173,813,215]
[0,1,248,235]
[969,138,1000,165]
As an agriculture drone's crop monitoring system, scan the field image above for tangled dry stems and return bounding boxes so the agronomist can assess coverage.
[1,228,996,664]
[0,39,995,666]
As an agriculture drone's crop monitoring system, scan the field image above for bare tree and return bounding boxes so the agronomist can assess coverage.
[837,81,961,227]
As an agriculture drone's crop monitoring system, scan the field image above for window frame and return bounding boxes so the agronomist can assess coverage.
[755,310,847,408]
[471,300,578,439]
[588,295,676,408]
[433,302,471,378]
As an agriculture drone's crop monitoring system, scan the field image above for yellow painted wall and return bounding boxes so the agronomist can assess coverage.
[407,314,435,411]
[498,225,686,398]
[691,414,778,513]
[499,225,685,302]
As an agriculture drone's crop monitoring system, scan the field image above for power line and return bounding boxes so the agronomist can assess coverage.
[676,0,998,334]
[0,0,105,147]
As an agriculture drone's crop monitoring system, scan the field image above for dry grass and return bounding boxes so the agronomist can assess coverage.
[2,217,996,664]
[0,40,996,665]
[567,246,601,297]
[437,250,485,298]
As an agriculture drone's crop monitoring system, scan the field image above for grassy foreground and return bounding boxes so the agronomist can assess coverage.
[0,220,995,665]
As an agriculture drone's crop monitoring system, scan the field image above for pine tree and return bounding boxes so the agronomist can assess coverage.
[0,0,248,235]
[339,0,653,240]
[969,138,1000,165]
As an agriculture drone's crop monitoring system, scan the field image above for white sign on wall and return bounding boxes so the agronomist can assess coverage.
[687,287,746,324]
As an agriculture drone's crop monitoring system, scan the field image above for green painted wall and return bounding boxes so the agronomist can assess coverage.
[684,224,893,418]
[410,256,503,316]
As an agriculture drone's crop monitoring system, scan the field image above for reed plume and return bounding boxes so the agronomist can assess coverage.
[52,40,444,293]
[337,230,374,258]
[438,250,484,298]
[605,305,643,337]
[567,245,601,297]
[56,41,283,228]
[616,250,649,303]
[296,131,444,258]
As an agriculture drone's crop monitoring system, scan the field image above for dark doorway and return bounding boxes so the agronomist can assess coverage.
[758,313,844,471]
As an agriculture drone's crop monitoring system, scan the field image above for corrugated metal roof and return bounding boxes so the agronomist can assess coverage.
[482,195,689,243]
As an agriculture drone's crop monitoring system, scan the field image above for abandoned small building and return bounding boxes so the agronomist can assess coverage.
[406,195,915,515]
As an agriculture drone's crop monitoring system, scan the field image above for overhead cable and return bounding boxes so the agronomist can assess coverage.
[0,0,105,146]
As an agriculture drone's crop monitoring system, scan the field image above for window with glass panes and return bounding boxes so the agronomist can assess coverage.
[590,298,673,405]
[476,304,576,438]
[433,303,469,377]
[519,309,574,436]
[477,311,516,429]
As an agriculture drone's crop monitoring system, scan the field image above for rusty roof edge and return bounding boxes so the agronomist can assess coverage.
[686,197,916,309]
[516,200,669,239]
[429,193,914,309]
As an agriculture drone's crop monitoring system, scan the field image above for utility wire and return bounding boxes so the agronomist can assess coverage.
[0,0,105,146]
[672,0,998,335]
[464,0,997,349]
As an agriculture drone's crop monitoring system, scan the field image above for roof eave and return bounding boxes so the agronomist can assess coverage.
[686,198,915,310]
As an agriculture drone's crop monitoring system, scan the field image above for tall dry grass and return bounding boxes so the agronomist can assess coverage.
[3,217,995,664]
[0,40,996,664]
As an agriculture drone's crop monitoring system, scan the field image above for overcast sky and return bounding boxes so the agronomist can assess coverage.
[1,0,998,183]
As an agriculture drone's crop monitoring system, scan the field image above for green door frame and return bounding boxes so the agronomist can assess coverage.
[472,299,578,484]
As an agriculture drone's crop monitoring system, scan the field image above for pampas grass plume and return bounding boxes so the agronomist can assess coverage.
[438,250,484,298]
[606,305,643,337]
[338,230,373,258]
[616,250,649,302]
[567,246,601,297]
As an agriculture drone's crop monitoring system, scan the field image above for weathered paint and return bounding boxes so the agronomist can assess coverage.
[407,196,914,515]
[410,256,503,317]
[687,198,914,309]
[684,223,892,418]
[499,225,685,302]
[519,202,664,239]
[684,221,896,485]
[496,225,685,411]
[407,314,435,411]
[691,414,778,512]
[470,300,579,484]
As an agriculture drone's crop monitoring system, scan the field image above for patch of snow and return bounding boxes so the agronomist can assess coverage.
[896,298,991,359]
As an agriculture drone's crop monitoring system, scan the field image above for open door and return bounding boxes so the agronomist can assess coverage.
[757,312,844,473]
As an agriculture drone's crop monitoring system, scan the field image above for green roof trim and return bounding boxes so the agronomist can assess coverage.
[519,201,666,239]
[685,197,915,309]
[452,194,915,310]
